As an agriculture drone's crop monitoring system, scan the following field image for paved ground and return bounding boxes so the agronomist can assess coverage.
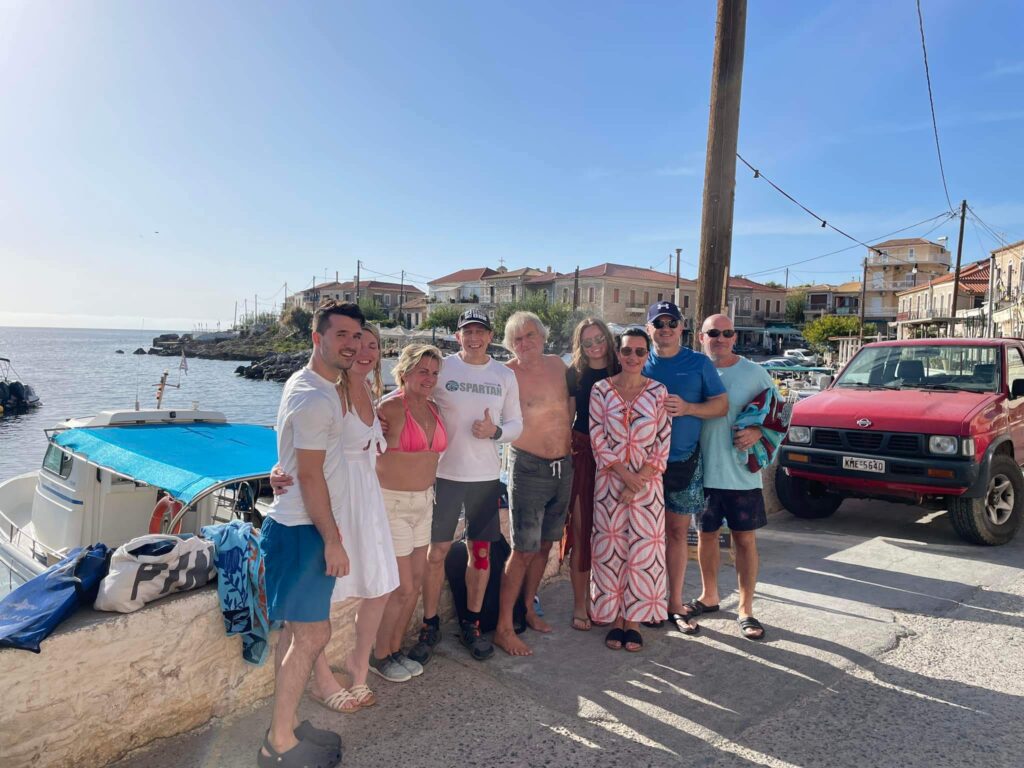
[115,500,1024,768]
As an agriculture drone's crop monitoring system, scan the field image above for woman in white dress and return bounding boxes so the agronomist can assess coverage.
[274,324,399,713]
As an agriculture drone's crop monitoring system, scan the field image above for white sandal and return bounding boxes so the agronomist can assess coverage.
[312,687,362,714]
[348,684,376,708]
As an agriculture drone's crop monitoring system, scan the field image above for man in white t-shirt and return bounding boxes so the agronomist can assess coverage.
[257,300,364,768]
[408,308,523,663]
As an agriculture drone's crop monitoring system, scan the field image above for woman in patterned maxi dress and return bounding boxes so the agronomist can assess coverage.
[589,328,671,651]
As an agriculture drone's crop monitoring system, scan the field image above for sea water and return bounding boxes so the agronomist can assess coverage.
[0,326,398,597]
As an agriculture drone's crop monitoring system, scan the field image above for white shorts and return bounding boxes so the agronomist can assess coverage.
[382,487,434,557]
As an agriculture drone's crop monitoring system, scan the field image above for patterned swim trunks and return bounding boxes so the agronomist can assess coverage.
[663,449,704,516]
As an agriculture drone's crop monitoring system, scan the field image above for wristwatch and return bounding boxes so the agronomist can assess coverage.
[490,425,503,441]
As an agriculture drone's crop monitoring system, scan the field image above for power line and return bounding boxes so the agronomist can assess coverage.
[736,153,895,255]
[742,211,954,277]
[968,206,1017,248]
[916,0,955,213]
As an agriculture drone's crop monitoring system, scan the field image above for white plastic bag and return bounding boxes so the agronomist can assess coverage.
[94,534,216,613]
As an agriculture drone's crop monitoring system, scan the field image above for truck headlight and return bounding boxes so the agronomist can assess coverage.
[928,436,958,455]
[789,426,811,444]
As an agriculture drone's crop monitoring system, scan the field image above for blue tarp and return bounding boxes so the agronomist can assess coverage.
[0,544,111,653]
[53,423,277,505]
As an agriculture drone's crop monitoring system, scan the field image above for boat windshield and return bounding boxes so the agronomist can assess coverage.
[836,345,1001,393]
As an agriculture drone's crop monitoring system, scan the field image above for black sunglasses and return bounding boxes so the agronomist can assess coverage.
[704,329,736,338]
[580,337,606,349]
[618,347,648,357]
[651,318,679,330]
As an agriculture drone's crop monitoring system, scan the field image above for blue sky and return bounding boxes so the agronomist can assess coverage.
[2,0,1022,329]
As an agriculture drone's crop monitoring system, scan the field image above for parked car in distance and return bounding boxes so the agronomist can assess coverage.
[777,337,1024,545]
[783,349,822,366]
[761,358,799,368]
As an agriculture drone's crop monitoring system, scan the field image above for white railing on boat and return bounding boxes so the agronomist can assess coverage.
[0,507,61,568]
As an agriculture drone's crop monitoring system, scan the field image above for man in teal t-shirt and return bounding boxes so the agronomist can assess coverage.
[685,313,777,641]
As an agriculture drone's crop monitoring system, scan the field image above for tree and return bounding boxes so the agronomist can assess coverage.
[419,305,462,332]
[764,280,784,289]
[280,305,312,337]
[357,297,388,323]
[492,295,583,352]
[785,291,806,324]
[803,315,875,354]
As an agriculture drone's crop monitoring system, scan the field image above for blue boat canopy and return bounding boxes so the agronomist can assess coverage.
[53,423,277,505]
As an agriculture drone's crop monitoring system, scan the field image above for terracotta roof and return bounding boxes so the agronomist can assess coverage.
[835,281,862,294]
[571,263,687,283]
[481,268,545,280]
[526,272,562,284]
[871,237,946,249]
[402,296,427,309]
[337,280,423,294]
[895,259,989,296]
[428,267,498,286]
[728,276,787,292]
[993,239,1024,255]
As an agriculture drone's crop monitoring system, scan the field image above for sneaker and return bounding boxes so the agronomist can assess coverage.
[408,622,440,665]
[369,652,412,682]
[392,651,423,677]
[458,619,494,661]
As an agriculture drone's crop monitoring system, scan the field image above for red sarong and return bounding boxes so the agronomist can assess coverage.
[561,430,597,572]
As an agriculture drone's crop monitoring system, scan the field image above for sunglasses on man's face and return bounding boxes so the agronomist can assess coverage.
[704,329,736,338]
[581,337,606,349]
[651,318,679,330]
[618,347,648,357]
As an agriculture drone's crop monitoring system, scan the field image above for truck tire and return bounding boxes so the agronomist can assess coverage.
[775,465,842,519]
[949,454,1024,545]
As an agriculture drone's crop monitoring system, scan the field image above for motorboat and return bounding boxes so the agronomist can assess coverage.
[0,407,276,581]
[0,357,41,414]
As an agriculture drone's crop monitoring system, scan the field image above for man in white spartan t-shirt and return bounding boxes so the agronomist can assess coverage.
[407,308,523,663]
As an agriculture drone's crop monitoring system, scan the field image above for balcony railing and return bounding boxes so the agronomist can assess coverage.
[867,251,951,267]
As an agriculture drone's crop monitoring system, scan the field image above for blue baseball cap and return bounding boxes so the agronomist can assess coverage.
[647,301,682,323]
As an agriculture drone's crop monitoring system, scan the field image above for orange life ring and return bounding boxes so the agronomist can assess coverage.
[149,497,184,534]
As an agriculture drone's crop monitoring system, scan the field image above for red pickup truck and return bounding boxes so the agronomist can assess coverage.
[777,338,1024,545]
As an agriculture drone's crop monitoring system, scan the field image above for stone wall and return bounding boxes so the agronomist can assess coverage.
[0,507,560,768]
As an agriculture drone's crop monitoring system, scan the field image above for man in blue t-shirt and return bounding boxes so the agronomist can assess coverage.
[642,301,728,631]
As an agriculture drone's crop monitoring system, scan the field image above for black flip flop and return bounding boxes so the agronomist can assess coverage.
[605,627,626,650]
[669,611,700,636]
[738,616,767,641]
[622,629,644,652]
[642,619,665,629]
[680,598,720,619]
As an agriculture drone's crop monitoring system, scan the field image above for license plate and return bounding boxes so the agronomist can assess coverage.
[842,456,885,473]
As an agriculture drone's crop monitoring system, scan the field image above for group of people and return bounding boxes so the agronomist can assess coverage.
[256,297,779,768]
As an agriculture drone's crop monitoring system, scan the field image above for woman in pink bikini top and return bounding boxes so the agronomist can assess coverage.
[373,343,447,675]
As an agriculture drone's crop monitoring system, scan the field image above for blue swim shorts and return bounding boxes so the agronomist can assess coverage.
[260,517,335,622]
[664,449,704,516]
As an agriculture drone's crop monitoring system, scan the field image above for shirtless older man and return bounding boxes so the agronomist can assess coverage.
[493,311,573,656]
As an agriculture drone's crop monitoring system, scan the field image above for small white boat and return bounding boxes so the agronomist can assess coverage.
[0,407,276,581]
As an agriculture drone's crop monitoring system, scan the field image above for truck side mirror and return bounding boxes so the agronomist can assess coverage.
[1012,379,1024,400]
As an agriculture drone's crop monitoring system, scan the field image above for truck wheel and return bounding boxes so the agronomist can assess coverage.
[949,455,1024,545]
[775,465,842,519]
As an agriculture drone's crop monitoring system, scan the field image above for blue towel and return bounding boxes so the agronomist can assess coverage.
[0,544,111,653]
[735,386,789,472]
[201,520,272,665]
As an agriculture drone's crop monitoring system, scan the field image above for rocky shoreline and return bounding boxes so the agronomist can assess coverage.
[129,332,312,382]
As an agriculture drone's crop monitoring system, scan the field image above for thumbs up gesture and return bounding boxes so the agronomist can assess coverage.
[472,408,498,439]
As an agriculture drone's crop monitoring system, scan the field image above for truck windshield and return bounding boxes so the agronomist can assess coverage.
[836,345,1001,393]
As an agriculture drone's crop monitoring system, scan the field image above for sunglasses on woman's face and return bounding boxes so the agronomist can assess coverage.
[618,347,648,357]
[581,337,606,349]
[652,318,679,330]
[704,329,736,338]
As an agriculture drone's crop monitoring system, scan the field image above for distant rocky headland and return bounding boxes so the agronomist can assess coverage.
[131,329,311,382]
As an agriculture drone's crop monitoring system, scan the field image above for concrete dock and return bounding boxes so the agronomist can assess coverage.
[114,500,1024,768]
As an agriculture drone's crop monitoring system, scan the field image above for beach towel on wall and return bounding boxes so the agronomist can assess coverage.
[94,534,215,613]
[734,386,790,472]
[0,544,111,653]
[201,520,273,665]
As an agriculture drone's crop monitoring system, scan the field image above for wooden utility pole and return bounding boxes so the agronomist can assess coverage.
[572,266,580,310]
[355,261,362,302]
[858,258,868,343]
[398,269,405,328]
[948,200,968,335]
[695,0,747,347]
